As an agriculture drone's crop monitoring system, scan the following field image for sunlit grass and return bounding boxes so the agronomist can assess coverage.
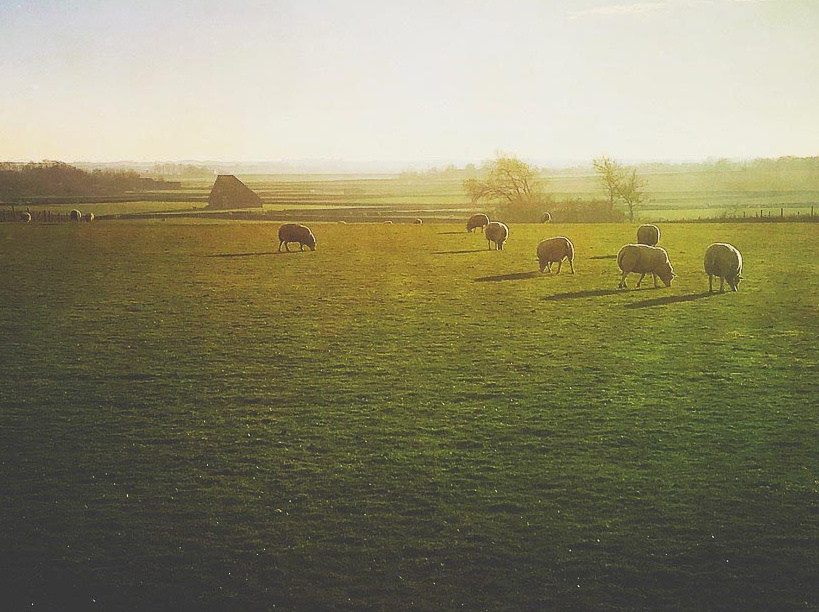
[1,221,818,611]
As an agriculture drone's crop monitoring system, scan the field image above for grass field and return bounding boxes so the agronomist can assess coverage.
[1,220,818,611]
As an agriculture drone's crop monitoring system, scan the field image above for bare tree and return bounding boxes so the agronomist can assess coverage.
[462,155,549,221]
[593,155,625,209]
[618,168,647,222]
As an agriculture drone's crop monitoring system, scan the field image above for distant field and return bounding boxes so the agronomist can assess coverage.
[7,168,817,221]
[1,220,818,611]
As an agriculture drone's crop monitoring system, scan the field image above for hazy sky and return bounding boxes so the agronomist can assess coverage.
[1,0,817,165]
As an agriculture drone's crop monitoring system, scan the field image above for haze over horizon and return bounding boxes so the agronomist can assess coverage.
[2,0,817,167]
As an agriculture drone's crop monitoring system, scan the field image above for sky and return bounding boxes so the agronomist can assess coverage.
[1,0,818,166]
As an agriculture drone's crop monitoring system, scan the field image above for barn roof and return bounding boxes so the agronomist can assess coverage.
[207,175,262,210]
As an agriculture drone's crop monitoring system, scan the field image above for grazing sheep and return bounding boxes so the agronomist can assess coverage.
[69,209,82,222]
[83,212,94,222]
[485,221,509,250]
[541,211,552,223]
[277,223,316,252]
[20,211,32,223]
[537,237,575,274]
[383,220,393,225]
[466,213,490,233]
[617,244,675,288]
[413,218,423,225]
[704,242,742,292]
[636,224,660,246]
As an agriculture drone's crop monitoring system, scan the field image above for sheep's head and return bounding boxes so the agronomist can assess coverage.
[659,263,675,287]
[306,234,317,251]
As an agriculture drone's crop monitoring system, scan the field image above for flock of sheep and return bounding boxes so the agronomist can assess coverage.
[283,217,743,293]
[467,213,742,292]
[9,208,93,223]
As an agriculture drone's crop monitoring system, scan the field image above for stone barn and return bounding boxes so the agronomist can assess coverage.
[207,175,262,210]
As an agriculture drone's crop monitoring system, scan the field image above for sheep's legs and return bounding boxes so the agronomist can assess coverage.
[619,272,628,289]
[636,273,646,287]
[709,275,714,293]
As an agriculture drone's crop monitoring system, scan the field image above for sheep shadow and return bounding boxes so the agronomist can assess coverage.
[438,231,469,235]
[541,288,622,301]
[206,251,279,258]
[590,254,618,260]
[433,249,487,255]
[624,292,714,309]
[475,271,541,282]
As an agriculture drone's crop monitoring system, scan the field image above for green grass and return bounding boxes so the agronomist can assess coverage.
[1,221,818,611]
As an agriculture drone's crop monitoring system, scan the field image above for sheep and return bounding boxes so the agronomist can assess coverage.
[277,223,316,252]
[704,242,742,292]
[413,218,423,225]
[69,209,82,222]
[485,221,509,250]
[617,244,675,288]
[537,236,575,274]
[83,212,94,222]
[636,224,660,246]
[466,213,490,233]
[20,211,32,223]
[541,211,552,223]
[383,220,393,225]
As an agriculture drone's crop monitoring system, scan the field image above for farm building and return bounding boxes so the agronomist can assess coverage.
[207,175,262,209]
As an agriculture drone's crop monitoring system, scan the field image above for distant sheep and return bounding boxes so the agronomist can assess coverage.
[466,213,489,233]
[636,224,660,246]
[704,242,742,292]
[277,223,316,252]
[413,218,423,225]
[383,220,393,225]
[83,212,94,222]
[617,244,675,288]
[485,221,509,251]
[69,209,82,222]
[537,237,575,274]
[20,211,32,223]
[541,212,552,223]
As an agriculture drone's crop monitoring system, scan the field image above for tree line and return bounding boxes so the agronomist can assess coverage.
[462,154,643,223]
[0,161,179,201]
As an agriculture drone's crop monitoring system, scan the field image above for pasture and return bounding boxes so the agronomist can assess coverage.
[1,220,818,611]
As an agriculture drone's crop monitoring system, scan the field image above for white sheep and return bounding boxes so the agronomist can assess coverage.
[636,224,660,246]
[413,218,423,225]
[541,211,552,223]
[704,242,742,292]
[83,212,94,222]
[617,244,675,288]
[537,237,575,274]
[69,209,82,222]
[485,221,509,250]
[20,211,32,223]
[277,223,317,252]
[466,213,489,233]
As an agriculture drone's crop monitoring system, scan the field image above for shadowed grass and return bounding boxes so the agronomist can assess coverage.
[625,291,715,309]
[1,220,818,612]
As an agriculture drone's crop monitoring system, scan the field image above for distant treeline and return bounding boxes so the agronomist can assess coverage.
[0,161,181,201]
[402,155,819,182]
